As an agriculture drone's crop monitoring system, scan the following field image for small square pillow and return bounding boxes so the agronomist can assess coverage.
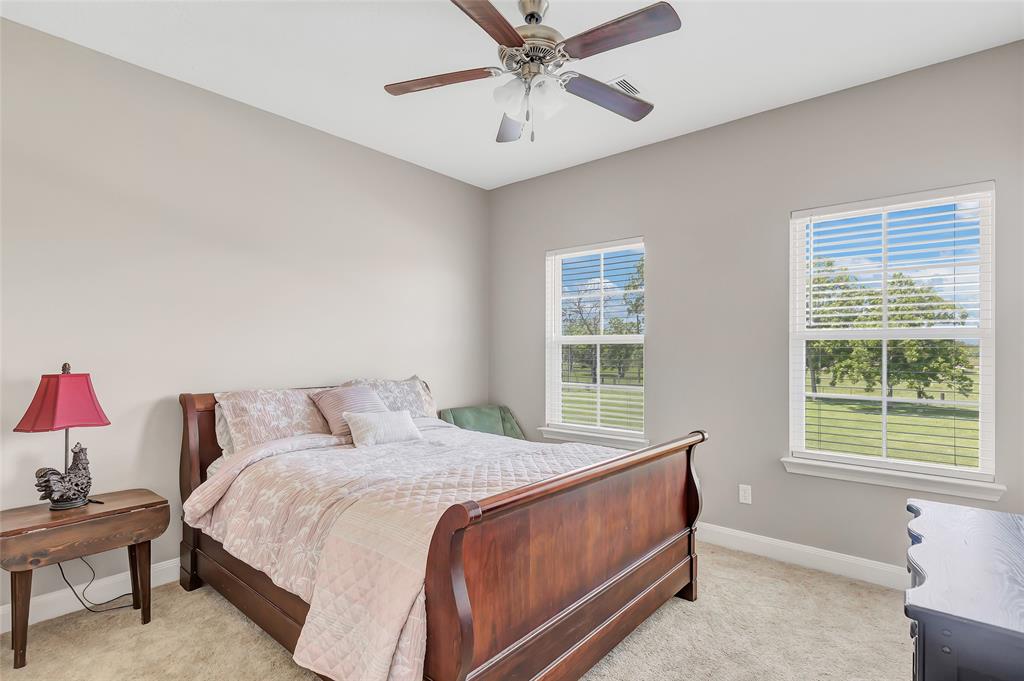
[311,386,387,440]
[215,389,330,454]
[345,375,436,418]
[344,410,422,447]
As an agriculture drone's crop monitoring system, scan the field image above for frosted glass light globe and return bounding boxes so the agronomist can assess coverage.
[530,76,565,120]
[493,77,527,119]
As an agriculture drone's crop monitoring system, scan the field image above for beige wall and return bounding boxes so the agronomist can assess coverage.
[0,21,490,601]
[489,41,1024,565]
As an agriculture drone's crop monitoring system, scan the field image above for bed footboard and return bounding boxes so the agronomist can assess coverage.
[424,430,707,681]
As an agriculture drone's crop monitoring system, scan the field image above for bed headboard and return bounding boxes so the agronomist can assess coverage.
[179,393,221,504]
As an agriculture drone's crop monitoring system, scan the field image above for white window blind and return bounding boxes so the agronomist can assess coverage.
[790,183,994,480]
[545,238,645,438]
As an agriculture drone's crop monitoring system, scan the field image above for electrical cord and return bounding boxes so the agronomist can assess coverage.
[58,557,134,613]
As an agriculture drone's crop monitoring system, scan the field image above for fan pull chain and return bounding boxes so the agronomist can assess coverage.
[524,79,536,142]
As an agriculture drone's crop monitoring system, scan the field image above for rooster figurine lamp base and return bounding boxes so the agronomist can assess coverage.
[13,362,109,511]
[36,440,92,510]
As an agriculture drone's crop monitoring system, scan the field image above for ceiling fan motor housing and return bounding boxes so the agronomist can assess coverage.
[500,23,564,70]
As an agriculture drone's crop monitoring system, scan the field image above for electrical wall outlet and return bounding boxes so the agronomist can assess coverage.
[738,484,752,505]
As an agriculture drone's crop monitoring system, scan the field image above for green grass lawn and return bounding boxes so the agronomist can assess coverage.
[560,352,644,432]
[805,397,979,468]
[803,354,981,468]
[556,361,979,468]
[559,390,980,467]
[561,385,644,432]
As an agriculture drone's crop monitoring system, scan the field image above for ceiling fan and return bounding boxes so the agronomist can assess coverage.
[384,1,681,142]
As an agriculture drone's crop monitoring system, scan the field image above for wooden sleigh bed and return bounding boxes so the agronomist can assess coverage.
[179,391,707,681]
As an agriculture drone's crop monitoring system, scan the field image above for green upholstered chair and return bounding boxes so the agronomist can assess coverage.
[437,405,526,440]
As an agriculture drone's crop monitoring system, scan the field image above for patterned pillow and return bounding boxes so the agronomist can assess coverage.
[214,389,330,454]
[310,386,387,441]
[213,403,236,457]
[343,410,422,447]
[344,376,437,418]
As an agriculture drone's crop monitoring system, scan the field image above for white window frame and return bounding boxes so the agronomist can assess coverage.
[540,237,648,450]
[785,182,1003,499]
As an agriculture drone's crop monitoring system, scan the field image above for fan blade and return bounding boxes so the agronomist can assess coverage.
[451,0,525,47]
[561,2,681,60]
[496,114,524,143]
[385,67,498,96]
[563,73,654,122]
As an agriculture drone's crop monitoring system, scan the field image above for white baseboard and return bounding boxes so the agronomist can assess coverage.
[698,522,909,590]
[1,558,180,634]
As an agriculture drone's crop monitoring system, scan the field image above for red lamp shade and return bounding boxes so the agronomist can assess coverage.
[13,372,110,432]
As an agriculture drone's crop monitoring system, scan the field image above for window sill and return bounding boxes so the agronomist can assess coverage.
[539,425,649,450]
[780,456,1006,501]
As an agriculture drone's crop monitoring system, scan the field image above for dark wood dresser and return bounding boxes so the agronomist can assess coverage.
[905,499,1024,681]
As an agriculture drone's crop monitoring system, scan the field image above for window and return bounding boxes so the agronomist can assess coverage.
[789,183,994,482]
[543,238,645,447]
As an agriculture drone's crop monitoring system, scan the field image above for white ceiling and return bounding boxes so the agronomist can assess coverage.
[3,1,1022,189]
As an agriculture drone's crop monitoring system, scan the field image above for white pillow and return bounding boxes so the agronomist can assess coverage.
[343,410,423,448]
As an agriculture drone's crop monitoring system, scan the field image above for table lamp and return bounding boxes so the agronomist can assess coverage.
[13,363,110,510]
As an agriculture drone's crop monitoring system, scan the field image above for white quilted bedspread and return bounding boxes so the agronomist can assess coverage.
[182,419,619,681]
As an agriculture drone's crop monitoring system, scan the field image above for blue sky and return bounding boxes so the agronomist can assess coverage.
[807,201,983,325]
[561,248,644,333]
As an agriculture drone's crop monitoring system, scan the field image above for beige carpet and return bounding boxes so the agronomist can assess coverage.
[0,544,910,680]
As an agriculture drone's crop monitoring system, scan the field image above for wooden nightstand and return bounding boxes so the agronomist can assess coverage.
[0,489,170,669]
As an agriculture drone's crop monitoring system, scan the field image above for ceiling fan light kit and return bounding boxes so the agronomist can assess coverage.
[385,0,681,143]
